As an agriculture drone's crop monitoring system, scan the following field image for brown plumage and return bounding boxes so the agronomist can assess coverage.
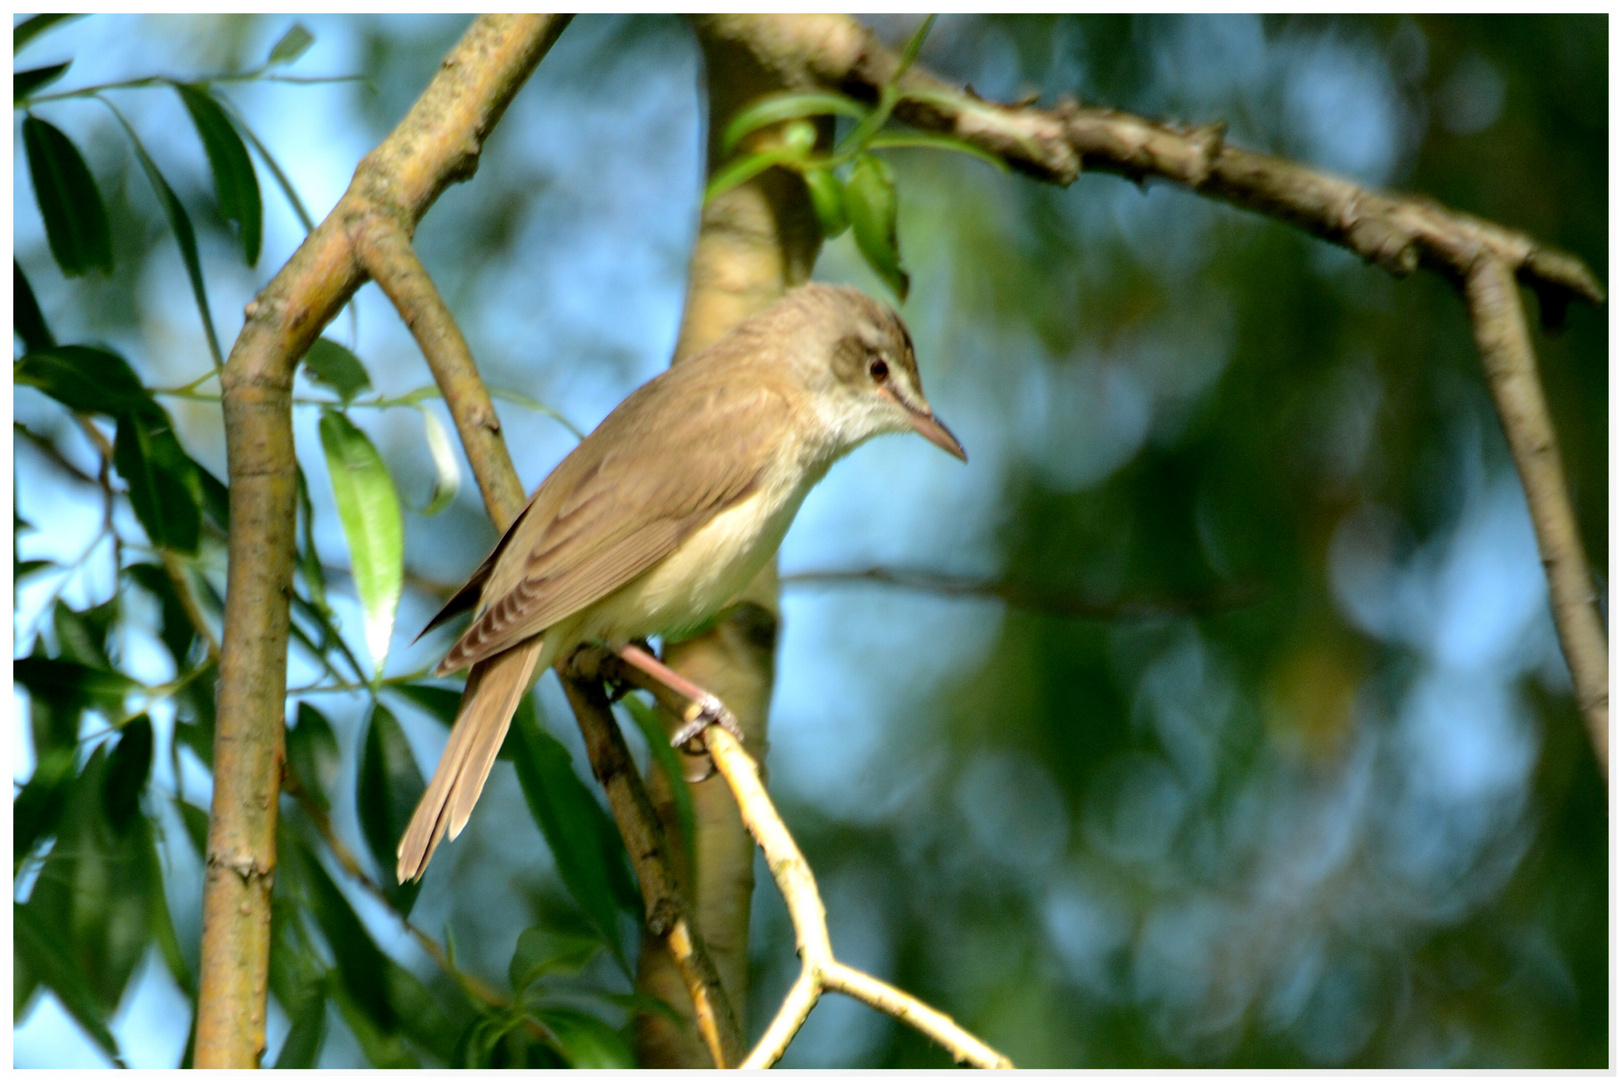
[397,283,965,883]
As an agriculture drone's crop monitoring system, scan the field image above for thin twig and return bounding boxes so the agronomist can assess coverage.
[161,550,221,661]
[1464,256,1608,776]
[585,649,1013,1069]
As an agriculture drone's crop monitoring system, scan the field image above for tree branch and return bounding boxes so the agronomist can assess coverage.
[198,15,570,1067]
[583,648,1014,1069]
[1464,257,1608,776]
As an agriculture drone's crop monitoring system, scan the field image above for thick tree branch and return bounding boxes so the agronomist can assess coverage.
[586,648,1014,1069]
[198,15,570,1067]
[1464,257,1608,776]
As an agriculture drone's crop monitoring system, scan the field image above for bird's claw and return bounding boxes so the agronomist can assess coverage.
[670,693,743,752]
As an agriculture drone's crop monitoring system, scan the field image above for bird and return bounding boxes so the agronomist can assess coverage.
[396,282,966,883]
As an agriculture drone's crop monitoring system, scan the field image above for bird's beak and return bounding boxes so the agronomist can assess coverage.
[882,386,967,462]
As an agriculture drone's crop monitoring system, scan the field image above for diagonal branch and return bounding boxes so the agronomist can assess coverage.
[200,15,571,1067]
[584,647,1014,1069]
[1464,256,1608,777]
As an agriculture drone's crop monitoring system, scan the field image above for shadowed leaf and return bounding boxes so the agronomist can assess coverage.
[357,702,425,913]
[114,411,203,555]
[303,338,372,402]
[14,60,69,100]
[176,83,262,265]
[22,115,112,277]
[15,345,156,417]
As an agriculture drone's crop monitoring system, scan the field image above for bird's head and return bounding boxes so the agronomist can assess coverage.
[776,283,967,463]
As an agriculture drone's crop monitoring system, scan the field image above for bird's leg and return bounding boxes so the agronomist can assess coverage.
[615,641,744,750]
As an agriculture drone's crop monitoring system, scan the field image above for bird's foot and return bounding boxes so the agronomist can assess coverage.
[670,693,744,753]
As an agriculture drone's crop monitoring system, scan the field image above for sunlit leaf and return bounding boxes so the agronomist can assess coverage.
[22,116,112,277]
[176,83,262,265]
[14,903,125,1065]
[357,702,425,913]
[13,14,84,54]
[105,101,225,367]
[507,698,637,969]
[15,344,157,417]
[14,60,69,100]
[508,927,602,995]
[846,153,909,301]
[303,338,372,402]
[416,405,460,516]
[720,90,869,156]
[13,261,54,353]
[114,410,203,555]
[318,409,403,675]
[266,23,315,68]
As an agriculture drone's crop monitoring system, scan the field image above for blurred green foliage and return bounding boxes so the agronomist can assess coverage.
[12,13,1605,1069]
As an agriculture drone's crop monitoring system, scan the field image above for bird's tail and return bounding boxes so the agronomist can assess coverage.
[396,637,545,883]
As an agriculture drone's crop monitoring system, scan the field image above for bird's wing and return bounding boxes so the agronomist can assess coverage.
[436,370,791,672]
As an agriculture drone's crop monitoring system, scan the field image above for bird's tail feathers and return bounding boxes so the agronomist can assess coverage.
[395,636,545,883]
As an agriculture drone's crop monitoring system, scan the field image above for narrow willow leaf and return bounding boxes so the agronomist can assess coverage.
[266,23,315,68]
[102,714,154,830]
[13,903,126,1065]
[15,60,70,100]
[356,702,425,914]
[273,981,328,1068]
[114,411,203,555]
[14,655,139,702]
[285,702,340,812]
[176,84,262,265]
[146,828,196,998]
[226,108,316,233]
[13,746,75,871]
[803,167,849,239]
[508,699,636,968]
[104,102,224,367]
[867,131,1011,172]
[896,13,938,74]
[508,927,602,995]
[303,338,372,402]
[720,90,870,156]
[318,410,403,675]
[15,344,156,417]
[14,261,55,352]
[22,115,113,277]
[416,405,460,516]
[846,153,910,301]
[13,14,84,54]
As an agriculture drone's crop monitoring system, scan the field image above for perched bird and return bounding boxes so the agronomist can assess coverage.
[397,283,966,882]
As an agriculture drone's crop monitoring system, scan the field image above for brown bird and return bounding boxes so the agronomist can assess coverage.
[397,283,966,882]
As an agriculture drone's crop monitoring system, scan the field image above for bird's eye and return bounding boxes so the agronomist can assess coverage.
[869,357,889,383]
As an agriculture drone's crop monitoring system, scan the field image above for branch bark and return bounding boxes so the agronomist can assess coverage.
[1464,257,1608,776]
[196,15,570,1067]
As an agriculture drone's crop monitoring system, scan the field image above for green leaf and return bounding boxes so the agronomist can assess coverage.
[508,700,638,969]
[114,410,203,555]
[14,745,76,871]
[14,655,139,703]
[720,90,870,156]
[15,60,69,100]
[302,338,372,402]
[228,109,316,233]
[867,131,1011,172]
[266,23,314,68]
[896,13,938,74]
[176,84,262,265]
[416,405,460,516]
[803,167,849,239]
[273,981,329,1068]
[15,344,157,417]
[508,927,603,995]
[104,101,224,368]
[13,261,54,352]
[123,562,199,665]
[175,798,211,861]
[318,409,403,674]
[288,839,395,1032]
[621,694,697,887]
[329,981,418,1068]
[13,903,126,1066]
[22,115,113,277]
[357,702,425,913]
[285,702,340,813]
[533,1007,635,1069]
[846,153,910,301]
[52,594,117,668]
[102,714,154,830]
[13,13,83,54]
[146,826,196,998]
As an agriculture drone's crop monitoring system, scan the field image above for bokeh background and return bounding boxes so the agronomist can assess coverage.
[13,13,1607,1068]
